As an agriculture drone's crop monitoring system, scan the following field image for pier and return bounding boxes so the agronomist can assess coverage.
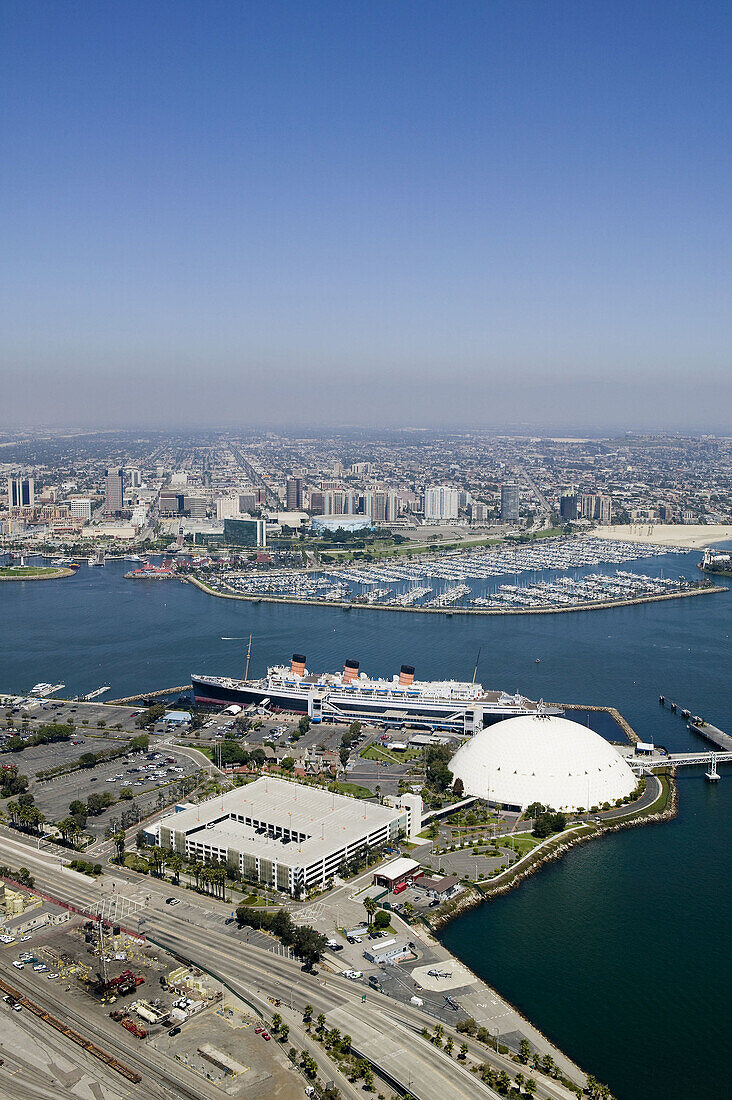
[659,696,732,752]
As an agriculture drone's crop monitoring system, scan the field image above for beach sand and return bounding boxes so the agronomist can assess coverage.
[589,523,732,549]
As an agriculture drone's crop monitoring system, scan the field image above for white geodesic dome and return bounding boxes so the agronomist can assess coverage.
[450,712,637,812]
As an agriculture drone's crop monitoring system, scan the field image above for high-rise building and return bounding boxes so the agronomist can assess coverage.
[126,467,142,488]
[560,493,578,521]
[69,497,92,522]
[238,492,258,514]
[7,476,35,510]
[595,496,612,524]
[425,485,459,522]
[386,490,399,523]
[216,496,240,521]
[159,491,184,515]
[364,490,388,524]
[470,501,489,524]
[500,482,520,523]
[324,489,354,516]
[104,468,124,514]
[286,477,304,511]
[184,495,207,518]
[309,491,325,515]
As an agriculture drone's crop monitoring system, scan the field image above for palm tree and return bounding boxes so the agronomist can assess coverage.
[363,896,377,926]
[433,1023,444,1047]
[168,853,183,884]
[113,831,126,863]
[6,801,19,826]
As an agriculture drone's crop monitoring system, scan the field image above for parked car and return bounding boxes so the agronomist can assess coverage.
[168,1026,181,1036]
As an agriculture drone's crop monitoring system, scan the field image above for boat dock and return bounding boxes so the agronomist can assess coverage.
[659,696,732,752]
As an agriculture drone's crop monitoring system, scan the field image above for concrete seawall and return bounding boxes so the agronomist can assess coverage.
[188,575,727,616]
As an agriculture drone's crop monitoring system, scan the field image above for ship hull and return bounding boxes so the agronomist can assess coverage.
[191,674,552,727]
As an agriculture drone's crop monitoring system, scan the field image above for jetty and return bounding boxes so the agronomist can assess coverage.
[659,696,732,753]
[560,702,640,744]
[107,684,192,705]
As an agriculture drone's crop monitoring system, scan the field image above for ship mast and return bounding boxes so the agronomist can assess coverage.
[472,646,482,685]
[244,634,252,680]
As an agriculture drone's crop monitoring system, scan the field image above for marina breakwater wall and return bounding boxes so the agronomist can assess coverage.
[0,567,75,581]
[188,575,727,616]
[106,684,192,705]
[561,702,640,744]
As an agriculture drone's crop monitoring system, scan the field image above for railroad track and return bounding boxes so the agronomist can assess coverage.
[0,974,140,1083]
[0,969,212,1100]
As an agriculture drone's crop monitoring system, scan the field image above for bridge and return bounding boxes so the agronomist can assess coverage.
[629,750,732,774]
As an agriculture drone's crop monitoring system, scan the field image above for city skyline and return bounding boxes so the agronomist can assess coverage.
[3,1,731,432]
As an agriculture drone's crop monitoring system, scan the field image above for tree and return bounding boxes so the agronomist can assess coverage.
[339,744,350,768]
[292,925,326,967]
[130,733,150,752]
[113,831,126,862]
[458,1042,468,1061]
[363,896,378,926]
[316,1012,327,1032]
[271,1012,282,1033]
[297,715,310,736]
[302,1003,313,1025]
[525,1079,537,1096]
[519,1038,531,1064]
[372,910,390,931]
[279,1023,289,1043]
[452,777,464,797]
[432,1024,444,1047]
[168,852,183,883]
[280,756,295,772]
[444,1036,454,1056]
[118,787,134,800]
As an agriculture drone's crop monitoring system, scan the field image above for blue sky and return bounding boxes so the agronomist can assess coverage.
[2,1,731,430]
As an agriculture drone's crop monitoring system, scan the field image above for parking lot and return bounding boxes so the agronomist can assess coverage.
[30,747,201,836]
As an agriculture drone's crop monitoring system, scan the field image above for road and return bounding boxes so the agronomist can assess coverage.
[0,830,584,1100]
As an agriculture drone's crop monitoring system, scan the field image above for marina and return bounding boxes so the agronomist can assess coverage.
[197,537,708,613]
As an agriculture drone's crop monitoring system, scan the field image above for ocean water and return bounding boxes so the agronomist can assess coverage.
[1,547,730,1099]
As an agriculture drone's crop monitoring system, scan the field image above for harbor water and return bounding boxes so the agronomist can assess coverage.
[1,547,730,1100]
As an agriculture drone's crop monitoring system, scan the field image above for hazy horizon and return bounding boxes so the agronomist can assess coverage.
[3,2,731,433]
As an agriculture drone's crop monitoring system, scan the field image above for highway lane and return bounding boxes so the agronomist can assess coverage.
[149,916,503,1100]
[150,916,579,1100]
[0,832,582,1099]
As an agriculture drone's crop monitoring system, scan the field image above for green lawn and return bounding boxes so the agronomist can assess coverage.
[361,743,421,764]
[330,781,375,799]
[502,832,540,856]
[0,565,61,577]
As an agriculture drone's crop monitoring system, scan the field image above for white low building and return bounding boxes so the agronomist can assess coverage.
[157,777,408,895]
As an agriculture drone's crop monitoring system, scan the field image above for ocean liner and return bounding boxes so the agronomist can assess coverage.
[192,654,560,732]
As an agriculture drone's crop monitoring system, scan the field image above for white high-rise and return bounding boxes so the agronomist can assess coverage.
[424,485,459,521]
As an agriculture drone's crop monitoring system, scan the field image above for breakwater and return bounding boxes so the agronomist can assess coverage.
[106,684,192,705]
[189,574,727,616]
[561,702,640,744]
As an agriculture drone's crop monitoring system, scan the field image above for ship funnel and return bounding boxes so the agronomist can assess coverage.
[343,659,359,683]
[291,653,306,677]
[399,664,415,686]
